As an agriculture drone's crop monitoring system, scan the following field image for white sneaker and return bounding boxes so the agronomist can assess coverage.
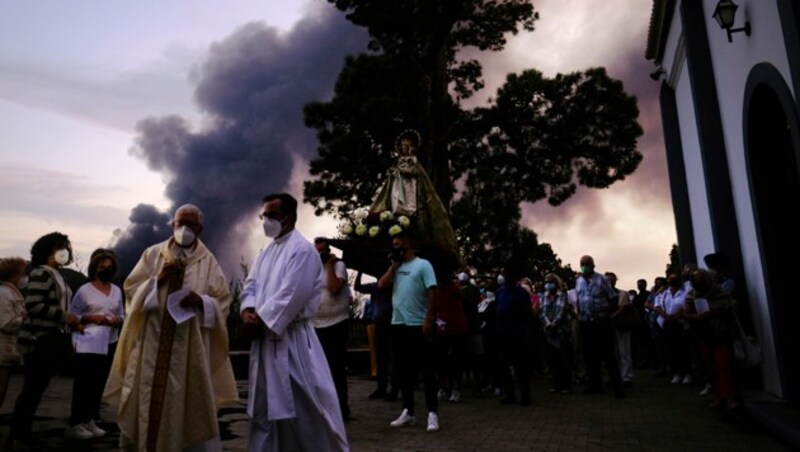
[699,383,712,396]
[426,412,439,432]
[670,375,682,384]
[437,389,448,401]
[449,389,461,403]
[86,420,107,438]
[64,423,94,440]
[390,409,416,428]
[682,375,693,385]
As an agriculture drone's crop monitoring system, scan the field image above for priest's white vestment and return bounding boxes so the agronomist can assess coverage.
[104,239,238,451]
[240,229,349,451]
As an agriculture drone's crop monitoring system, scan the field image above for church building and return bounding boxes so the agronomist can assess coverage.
[647,0,800,443]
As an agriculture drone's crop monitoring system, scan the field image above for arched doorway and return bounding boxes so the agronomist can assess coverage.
[744,64,800,405]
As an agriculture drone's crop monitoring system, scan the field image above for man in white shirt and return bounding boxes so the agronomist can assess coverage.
[313,236,352,421]
[240,193,348,451]
[655,267,692,385]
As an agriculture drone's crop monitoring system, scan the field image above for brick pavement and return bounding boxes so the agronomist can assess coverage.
[0,369,791,451]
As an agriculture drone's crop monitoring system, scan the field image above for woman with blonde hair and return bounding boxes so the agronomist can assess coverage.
[684,268,738,410]
[540,273,573,394]
[0,257,28,406]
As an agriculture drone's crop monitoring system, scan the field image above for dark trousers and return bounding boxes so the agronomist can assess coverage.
[11,341,65,439]
[0,366,12,408]
[316,319,350,419]
[580,320,622,390]
[432,334,469,391]
[70,344,115,425]
[544,337,573,391]
[498,334,531,401]
[480,332,501,390]
[391,325,438,416]
[663,321,691,375]
[374,322,398,393]
[529,319,545,375]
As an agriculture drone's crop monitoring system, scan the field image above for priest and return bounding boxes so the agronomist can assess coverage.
[104,204,238,451]
[240,193,349,451]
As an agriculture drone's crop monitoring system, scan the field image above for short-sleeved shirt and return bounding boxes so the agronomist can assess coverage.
[314,259,351,328]
[575,272,616,322]
[69,282,125,354]
[391,257,436,326]
[655,286,688,329]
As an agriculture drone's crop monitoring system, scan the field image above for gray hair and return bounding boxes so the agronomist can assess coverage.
[174,204,204,225]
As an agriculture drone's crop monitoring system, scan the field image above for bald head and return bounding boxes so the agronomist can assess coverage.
[580,255,595,277]
[174,204,204,225]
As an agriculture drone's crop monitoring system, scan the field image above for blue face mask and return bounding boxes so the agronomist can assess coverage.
[544,282,557,292]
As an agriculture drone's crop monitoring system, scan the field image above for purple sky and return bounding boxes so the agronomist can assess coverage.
[0,0,674,289]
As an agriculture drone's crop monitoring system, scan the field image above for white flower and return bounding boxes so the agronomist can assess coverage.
[368,226,381,237]
[341,223,354,235]
[379,210,394,222]
[389,225,403,236]
[397,216,410,227]
[355,224,367,236]
[353,207,369,222]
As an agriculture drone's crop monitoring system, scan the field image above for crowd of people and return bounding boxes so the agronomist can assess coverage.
[0,192,746,451]
[0,119,756,451]
[354,249,746,431]
[0,196,351,451]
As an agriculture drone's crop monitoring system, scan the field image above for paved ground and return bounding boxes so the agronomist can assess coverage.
[0,368,792,451]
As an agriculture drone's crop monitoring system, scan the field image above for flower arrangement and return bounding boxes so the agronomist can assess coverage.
[339,207,414,241]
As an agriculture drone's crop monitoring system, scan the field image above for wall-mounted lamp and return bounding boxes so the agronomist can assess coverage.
[649,67,666,81]
[712,0,751,43]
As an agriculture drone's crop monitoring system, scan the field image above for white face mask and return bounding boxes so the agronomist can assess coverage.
[263,218,282,238]
[173,225,196,247]
[16,276,29,289]
[54,249,70,266]
[497,275,506,286]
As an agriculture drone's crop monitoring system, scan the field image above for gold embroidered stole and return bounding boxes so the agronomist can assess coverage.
[146,260,184,452]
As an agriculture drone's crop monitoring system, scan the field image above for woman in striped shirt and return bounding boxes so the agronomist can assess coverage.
[8,232,83,447]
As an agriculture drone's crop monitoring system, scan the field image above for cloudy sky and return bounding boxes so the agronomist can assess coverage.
[0,0,674,290]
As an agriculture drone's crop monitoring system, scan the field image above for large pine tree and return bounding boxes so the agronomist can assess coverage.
[304,1,642,275]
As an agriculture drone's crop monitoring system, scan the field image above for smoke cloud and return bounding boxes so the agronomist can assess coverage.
[111,204,173,276]
[110,6,367,278]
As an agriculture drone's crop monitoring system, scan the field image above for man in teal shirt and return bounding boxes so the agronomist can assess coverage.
[378,233,439,432]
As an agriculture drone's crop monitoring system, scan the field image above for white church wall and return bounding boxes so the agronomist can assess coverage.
[702,0,789,396]
[661,3,684,85]
[674,61,716,262]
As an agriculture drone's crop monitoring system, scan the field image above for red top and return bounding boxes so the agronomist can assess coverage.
[430,283,468,335]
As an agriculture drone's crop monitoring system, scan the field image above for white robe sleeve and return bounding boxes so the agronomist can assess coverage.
[240,254,261,313]
[258,240,322,336]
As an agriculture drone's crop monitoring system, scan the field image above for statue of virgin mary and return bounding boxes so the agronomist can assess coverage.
[370,130,459,266]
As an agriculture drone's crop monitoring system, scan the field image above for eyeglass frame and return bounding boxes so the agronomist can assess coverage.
[258,210,282,221]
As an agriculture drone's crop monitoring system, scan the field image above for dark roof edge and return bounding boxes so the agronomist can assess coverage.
[645,0,676,62]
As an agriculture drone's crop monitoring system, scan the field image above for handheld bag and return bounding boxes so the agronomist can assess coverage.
[732,313,762,368]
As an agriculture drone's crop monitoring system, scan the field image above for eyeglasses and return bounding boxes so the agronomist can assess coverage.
[174,220,200,228]
[259,211,280,221]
